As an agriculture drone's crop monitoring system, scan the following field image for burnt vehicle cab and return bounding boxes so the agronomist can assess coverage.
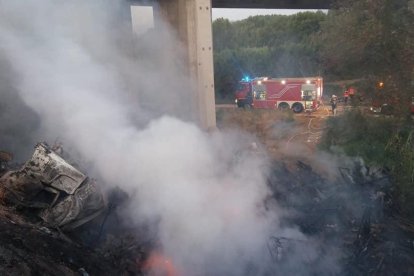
[0,143,105,230]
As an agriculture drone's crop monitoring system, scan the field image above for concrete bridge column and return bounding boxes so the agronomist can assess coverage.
[158,0,216,130]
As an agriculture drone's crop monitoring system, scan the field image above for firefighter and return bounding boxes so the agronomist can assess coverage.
[348,87,355,101]
[330,95,338,116]
[343,90,349,105]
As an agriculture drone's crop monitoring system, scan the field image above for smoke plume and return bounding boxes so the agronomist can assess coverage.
[0,1,332,275]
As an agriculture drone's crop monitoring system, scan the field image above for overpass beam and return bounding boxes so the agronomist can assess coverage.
[158,0,216,130]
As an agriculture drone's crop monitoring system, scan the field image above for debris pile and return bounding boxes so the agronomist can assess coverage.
[0,143,105,231]
[0,150,13,177]
[267,159,414,275]
[0,204,121,276]
[0,143,414,275]
[0,143,149,275]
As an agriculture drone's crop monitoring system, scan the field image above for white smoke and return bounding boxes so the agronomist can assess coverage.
[0,0,324,274]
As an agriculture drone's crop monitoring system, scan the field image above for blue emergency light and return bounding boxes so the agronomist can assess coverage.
[242,76,250,82]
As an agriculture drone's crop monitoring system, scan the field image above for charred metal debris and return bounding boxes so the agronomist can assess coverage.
[266,159,414,275]
[0,143,105,230]
[0,143,414,275]
[0,143,151,275]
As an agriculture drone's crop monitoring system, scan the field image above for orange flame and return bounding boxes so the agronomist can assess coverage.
[141,251,180,276]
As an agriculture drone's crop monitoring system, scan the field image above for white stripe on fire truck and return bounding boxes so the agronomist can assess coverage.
[267,84,300,99]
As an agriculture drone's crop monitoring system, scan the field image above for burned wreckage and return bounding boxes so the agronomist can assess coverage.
[1,142,414,275]
[0,143,105,231]
[0,143,145,275]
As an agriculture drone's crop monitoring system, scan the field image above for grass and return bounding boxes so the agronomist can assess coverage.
[216,108,298,157]
[217,108,295,134]
[319,110,414,217]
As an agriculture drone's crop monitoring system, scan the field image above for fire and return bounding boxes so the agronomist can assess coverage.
[141,251,180,276]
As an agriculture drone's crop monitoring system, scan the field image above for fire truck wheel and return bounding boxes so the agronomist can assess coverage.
[292,103,304,113]
[278,102,290,111]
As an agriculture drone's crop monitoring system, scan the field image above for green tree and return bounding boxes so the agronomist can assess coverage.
[213,49,241,101]
[212,18,235,51]
[213,12,327,101]
[317,0,414,114]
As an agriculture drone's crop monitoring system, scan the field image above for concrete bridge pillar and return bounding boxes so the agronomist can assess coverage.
[157,0,216,130]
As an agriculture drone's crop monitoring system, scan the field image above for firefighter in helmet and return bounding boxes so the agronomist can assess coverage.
[343,90,349,105]
[330,94,338,116]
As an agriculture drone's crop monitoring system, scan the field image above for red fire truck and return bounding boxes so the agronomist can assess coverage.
[234,76,323,113]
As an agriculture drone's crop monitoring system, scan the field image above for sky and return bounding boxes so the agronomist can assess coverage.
[131,6,154,35]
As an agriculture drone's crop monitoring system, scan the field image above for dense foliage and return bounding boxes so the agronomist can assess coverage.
[318,0,414,114]
[316,1,414,216]
[213,12,327,102]
[213,0,414,110]
[213,0,414,217]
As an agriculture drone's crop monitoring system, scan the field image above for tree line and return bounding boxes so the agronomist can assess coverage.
[214,0,414,217]
[213,11,326,101]
[213,0,414,109]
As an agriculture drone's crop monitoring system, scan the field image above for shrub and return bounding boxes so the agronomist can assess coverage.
[319,111,414,217]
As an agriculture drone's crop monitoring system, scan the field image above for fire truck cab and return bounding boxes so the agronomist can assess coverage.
[234,77,323,113]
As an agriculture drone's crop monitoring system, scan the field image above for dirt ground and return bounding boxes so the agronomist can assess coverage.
[0,104,332,276]
[216,101,359,155]
[0,103,393,276]
[0,205,124,276]
[215,103,333,159]
[216,104,414,275]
